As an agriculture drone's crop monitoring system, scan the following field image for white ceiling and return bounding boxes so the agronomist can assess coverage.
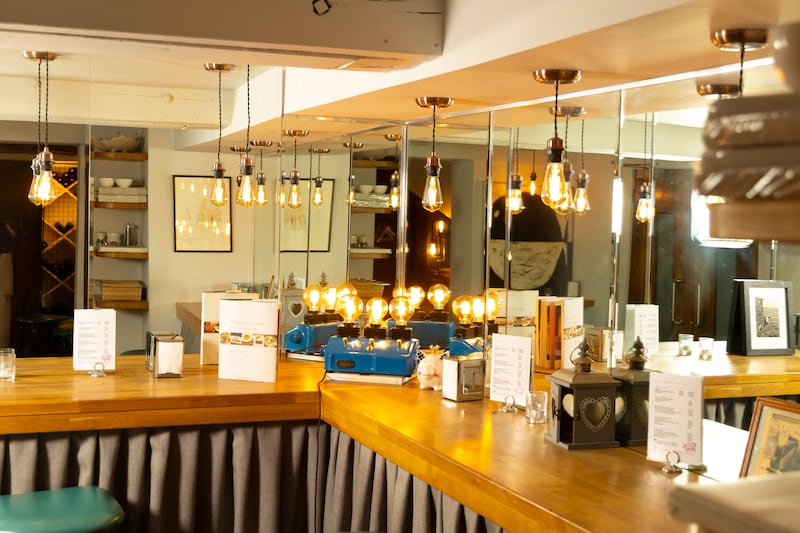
[0,0,798,154]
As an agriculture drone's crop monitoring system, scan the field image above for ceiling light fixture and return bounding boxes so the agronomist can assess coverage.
[529,148,537,197]
[250,140,273,207]
[283,129,310,209]
[533,69,582,209]
[573,119,591,216]
[416,97,454,213]
[312,147,329,206]
[234,65,256,207]
[205,62,234,207]
[385,133,402,210]
[552,106,585,216]
[24,51,57,207]
[710,28,768,98]
[635,113,655,224]
[508,127,523,215]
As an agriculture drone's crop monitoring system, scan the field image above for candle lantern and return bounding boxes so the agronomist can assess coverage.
[545,341,620,449]
[612,336,655,446]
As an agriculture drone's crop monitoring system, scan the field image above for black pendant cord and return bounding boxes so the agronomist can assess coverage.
[580,119,585,169]
[431,105,437,153]
[44,58,49,147]
[293,137,298,169]
[738,43,745,98]
[317,151,322,176]
[564,115,570,159]
[513,128,519,175]
[216,70,222,162]
[259,149,264,172]
[553,80,560,136]
[246,65,251,150]
[643,112,648,183]
[37,61,42,153]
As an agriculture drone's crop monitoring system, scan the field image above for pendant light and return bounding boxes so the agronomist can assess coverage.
[205,62,234,207]
[24,51,58,207]
[508,128,523,215]
[635,113,655,224]
[415,97,454,213]
[529,148,538,197]
[250,140,273,206]
[235,65,255,207]
[342,141,363,206]
[552,106,585,216]
[533,69,582,209]
[385,134,402,210]
[283,129,309,209]
[312,147,329,205]
[573,119,591,216]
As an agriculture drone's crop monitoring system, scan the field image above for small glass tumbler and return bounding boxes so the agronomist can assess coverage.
[678,334,694,357]
[698,337,714,361]
[0,348,16,382]
[525,390,548,424]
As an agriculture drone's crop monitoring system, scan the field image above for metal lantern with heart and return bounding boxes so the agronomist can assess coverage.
[612,336,657,446]
[545,341,621,449]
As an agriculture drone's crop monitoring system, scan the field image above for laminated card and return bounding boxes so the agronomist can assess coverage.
[218,299,279,382]
[490,333,532,407]
[624,304,659,357]
[200,290,258,365]
[73,308,116,371]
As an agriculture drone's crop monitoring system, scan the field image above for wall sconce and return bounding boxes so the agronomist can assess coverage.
[205,62,234,207]
[282,129,310,209]
[416,97,454,213]
[24,51,58,207]
[250,140,273,206]
[533,69,582,209]
[426,284,451,322]
[311,147,330,205]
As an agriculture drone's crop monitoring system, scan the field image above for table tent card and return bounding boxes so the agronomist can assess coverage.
[624,304,659,357]
[490,333,532,407]
[218,299,280,382]
[647,372,704,467]
[200,290,258,365]
[73,308,116,371]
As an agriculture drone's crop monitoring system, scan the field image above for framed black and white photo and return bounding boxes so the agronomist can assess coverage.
[173,175,232,252]
[729,280,794,356]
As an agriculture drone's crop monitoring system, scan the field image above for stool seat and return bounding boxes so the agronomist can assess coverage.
[0,486,124,533]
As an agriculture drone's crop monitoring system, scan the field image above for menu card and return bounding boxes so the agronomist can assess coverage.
[218,299,279,382]
[73,309,116,371]
[647,372,704,466]
[624,304,659,357]
[200,290,258,365]
[489,333,532,407]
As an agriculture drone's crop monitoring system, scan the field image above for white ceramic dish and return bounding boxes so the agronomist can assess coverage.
[373,185,388,194]
[106,232,122,244]
[358,184,375,194]
[98,177,115,188]
[115,178,134,188]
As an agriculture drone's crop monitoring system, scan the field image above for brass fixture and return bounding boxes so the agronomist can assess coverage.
[24,51,58,207]
[416,97,454,213]
[282,129,310,209]
[205,62,234,207]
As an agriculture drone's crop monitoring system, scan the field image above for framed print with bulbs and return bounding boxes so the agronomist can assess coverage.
[280,178,335,252]
[173,175,233,252]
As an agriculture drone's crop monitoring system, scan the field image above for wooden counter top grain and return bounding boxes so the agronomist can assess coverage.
[0,355,325,435]
[321,383,707,533]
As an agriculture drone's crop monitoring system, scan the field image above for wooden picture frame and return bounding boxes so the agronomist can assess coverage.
[280,178,334,252]
[741,396,800,477]
[173,175,232,252]
[728,280,794,356]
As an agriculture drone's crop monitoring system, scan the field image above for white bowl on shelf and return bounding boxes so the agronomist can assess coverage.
[358,184,375,194]
[106,232,121,244]
[115,178,134,188]
[98,177,115,188]
[373,185,388,194]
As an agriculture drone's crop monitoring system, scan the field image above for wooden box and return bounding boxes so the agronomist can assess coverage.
[100,280,144,301]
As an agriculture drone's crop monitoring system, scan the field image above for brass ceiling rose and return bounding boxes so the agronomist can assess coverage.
[342,141,364,149]
[230,146,248,153]
[384,134,402,142]
[550,105,586,117]
[696,83,740,99]
[311,147,330,154]
[282,129,310,137]
[710,28,768,51]
[415,96,454,109]
[23,51,57,62]
[250,140,273,147]
[204,62,234,73]
[533,69,582,85]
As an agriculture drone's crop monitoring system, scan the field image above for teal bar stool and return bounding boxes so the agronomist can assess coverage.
[0,486,124,533]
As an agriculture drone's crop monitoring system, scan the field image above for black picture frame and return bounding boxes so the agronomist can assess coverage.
[729,279,794,356]
[173,175,233,252]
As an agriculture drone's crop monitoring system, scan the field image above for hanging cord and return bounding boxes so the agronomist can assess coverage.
[317,150,322,175]
[553,80,560,136]
[44,57,49,146]
[580,119,585,169]
[216,69,222,162]
[259,148,264,172]
[643,112,649,182]
[246,65,251,150]
[564,115,570,158]
[650,112,656,179]
[738,43,745,98]
[36,60,42,153]
[513,127,519,175]
[293,137,298,169]
[431,105,437,153]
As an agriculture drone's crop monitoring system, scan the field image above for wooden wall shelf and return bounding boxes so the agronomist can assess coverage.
[91,201,147,210]
[94,298,149,310]
[90,151,148,161]
[94,251,148,260]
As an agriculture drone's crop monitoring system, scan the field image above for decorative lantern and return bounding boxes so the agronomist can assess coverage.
[545,341,620,449]
[612,336,656,446]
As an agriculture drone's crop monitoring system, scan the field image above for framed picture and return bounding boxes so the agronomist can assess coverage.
[280,178,335,252]
[728,280,794,356]
[741,396,800,477]
[173,175,232,252]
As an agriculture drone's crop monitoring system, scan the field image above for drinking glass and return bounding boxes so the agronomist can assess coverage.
[525,390,548,424]
[0,348,16,382]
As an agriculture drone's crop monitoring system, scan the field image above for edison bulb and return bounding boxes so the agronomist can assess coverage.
[421,153,443,212]
[277,172,287,207]
[389,171,400,210]
[322,286,338,312]
[451,295,473,325]
[485,292,500,322]
[471,296,485,323]
[236,175,255,207]
[574,170,590,215]
[210,160,228,207]
[27,154,42,206]
[407,286,425,309]
[366,297,388,326]
[312,176,324,205]
[254,173,268,206]
[389,296,413,326]
[529,169,537,196]
[635,185,655,223]
[541,135,566,208]
[302,284,323,313]
[426,284,451,310]
[287,171,302,209]
[508,174,523,215]
[336,294,363,323]
[428,242,438,257]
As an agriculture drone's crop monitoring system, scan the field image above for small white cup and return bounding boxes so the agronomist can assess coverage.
[0,348,16,382]
[525,390,548,424]
[678,333,694,357]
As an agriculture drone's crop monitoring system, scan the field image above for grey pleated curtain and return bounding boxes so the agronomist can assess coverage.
[0,422,504,533]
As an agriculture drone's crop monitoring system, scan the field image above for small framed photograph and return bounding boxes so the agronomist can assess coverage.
[741,396,800,477]
[729,280,794,356]
[173,175,232,252]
